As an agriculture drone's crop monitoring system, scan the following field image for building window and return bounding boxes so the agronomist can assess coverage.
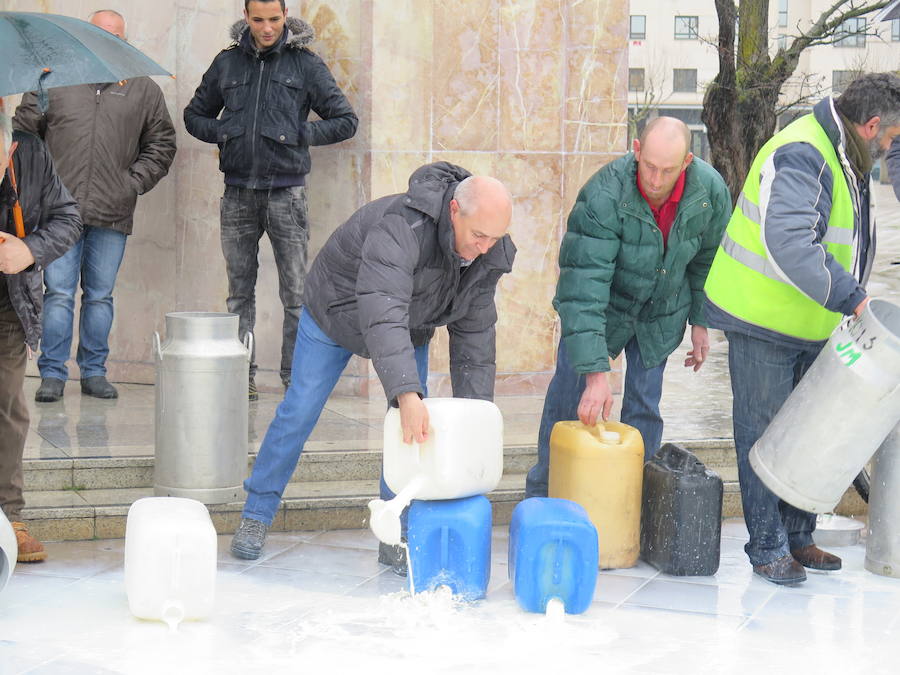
[629,68,645,92]
[832,70,856,94]
[835,17,866,48]
[630,15,646,40]
[777,34,788,50]
[674,16,699,40]
[778,0,789,28]
[892,18,899,41]
[673,69,698,93]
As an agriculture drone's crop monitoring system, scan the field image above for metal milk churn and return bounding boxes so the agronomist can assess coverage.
[749,298,900,513]
[154,312,250,504]
[866,423,900,578]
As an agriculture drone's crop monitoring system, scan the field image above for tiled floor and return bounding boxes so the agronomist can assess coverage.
[2,520,899,674]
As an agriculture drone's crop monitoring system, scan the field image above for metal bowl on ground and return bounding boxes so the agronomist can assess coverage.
[813,513,865,547]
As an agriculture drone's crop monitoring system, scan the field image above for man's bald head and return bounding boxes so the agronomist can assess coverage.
[639,117,692,158]
[633,117,694,208]
[90,10,127,39]
[450,176,513,261]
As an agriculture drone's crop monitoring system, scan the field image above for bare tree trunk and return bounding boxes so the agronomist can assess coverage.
[702,0,744,201]
[702,0,890,202]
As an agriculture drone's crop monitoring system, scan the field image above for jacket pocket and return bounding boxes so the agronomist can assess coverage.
[326,296,357,314]
[221,77,247,111]
[261,124,302,147]
[268,71,305,112]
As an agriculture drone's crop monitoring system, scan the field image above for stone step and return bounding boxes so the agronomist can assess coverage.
[21,473,529,542]
[20,473,867,543]
[19,437,866,543]
[22,439,736,492]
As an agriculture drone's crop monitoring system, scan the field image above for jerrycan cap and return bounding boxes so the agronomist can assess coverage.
[599,430,621,444]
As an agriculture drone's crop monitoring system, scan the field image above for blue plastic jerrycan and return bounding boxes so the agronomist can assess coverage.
[406,495,493,600]
[509,497,598,614]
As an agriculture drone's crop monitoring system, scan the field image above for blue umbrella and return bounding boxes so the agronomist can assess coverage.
[0,11,171,105]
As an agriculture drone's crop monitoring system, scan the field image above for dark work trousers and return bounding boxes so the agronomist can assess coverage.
[0,308,28,521]
[220,185,309,384]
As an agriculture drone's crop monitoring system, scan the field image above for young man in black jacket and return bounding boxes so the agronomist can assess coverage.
[0,106,83,562]
[184,0,359,399]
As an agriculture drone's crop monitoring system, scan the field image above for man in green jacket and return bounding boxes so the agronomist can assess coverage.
[526,117,730,498]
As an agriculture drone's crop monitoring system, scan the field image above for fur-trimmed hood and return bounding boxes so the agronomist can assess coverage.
[228,16,315,50]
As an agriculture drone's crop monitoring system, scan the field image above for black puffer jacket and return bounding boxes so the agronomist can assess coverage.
[1,131,83,349]
[183,17,358,189]
[304,162,517,403]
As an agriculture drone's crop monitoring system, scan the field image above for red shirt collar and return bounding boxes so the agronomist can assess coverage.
[636,169,687,211]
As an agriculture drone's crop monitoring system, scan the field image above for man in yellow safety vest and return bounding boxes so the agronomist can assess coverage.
[704,73,900,585]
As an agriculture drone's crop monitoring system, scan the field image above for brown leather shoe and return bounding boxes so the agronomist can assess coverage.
[791,545,842,571]
[11,522,47,563]
[753,554,806,585]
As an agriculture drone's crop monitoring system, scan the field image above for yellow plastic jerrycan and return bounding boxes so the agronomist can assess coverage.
[548,420,644,569]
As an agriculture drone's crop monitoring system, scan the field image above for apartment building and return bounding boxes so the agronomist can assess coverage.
[628,1,900,161]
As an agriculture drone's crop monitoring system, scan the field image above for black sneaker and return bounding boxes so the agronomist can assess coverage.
[80,376,118,399]
[248,377,259,402]
[35,377,65,403]
[231,518,268,560]
[378,541,408,577]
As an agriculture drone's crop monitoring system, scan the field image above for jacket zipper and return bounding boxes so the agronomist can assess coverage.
[83,87,102,215]
[250,59,265,183]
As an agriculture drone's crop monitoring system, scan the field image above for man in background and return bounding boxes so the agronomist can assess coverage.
[14,9,176,403]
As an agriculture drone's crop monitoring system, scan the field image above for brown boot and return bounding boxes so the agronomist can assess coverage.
[753,554,806,585]
[791,545,841,571]
[11,522,47,563]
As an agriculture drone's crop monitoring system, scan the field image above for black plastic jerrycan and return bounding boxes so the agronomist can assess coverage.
[640,443,723,576]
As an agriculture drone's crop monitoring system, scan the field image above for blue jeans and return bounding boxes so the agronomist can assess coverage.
[38,225,128,380]
[525,337,667,498]
[725,331,819,566]
[242,309,429,525]
[220,185,308,383]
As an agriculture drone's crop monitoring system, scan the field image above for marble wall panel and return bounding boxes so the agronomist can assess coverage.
[565,47,629,154]
[4,0,628,396]
[566,0,628,48]
[432,0,500,152]
[369,0,432,151]
[498,1,563,152]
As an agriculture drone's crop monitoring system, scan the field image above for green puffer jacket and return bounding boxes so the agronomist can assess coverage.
[555,153,730,374]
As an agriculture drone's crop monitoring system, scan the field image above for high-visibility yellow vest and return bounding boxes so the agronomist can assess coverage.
[704,114,855,341]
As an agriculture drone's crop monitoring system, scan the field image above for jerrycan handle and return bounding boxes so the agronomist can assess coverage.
[654,443,703,474]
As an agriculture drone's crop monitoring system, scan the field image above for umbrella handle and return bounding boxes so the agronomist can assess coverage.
[6,146,26,239]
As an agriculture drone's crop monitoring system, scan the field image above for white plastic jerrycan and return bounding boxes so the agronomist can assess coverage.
[0,509,16,595]
[124,497,217,629]
[368,398,504,545]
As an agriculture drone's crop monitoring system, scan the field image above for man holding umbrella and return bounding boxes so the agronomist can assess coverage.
[0,101,82,561]
[14,9,176,403]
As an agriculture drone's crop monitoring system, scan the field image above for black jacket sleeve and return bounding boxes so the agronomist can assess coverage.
[304,53,358,147]
[21,138,82,270]
[183,57,225,144]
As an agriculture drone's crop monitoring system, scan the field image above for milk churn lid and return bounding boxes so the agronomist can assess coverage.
[600,430,621,444]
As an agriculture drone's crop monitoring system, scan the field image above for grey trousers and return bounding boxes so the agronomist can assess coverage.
[220,185,309,383]
[0,308,28,521]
